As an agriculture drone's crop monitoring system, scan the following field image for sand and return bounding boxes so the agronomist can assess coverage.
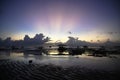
[0,59,119,80]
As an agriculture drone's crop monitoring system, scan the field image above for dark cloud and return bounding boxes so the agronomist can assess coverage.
[0,33,50,48]
[65,36,90,47]
[65,36,120,47]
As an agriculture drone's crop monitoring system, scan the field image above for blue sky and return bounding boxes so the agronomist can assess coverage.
[0,0,120,42]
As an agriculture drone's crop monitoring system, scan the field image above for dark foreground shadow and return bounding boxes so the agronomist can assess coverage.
[0,60,119,80]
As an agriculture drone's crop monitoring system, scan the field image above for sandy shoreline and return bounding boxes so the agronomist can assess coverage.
[0,59,119,80]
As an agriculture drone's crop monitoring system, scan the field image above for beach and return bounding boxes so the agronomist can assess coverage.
[0,51,120,80]
[0,59,119,80]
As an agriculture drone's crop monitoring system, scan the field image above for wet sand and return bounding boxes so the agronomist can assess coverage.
[0,59,119,80]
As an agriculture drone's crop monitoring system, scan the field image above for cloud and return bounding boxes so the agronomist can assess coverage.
[65,36,90,47]
[0,33,50,48]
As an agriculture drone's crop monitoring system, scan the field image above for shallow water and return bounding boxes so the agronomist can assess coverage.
[0,50,120,71]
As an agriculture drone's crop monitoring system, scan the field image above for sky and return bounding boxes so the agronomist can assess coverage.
[0,0,120,42]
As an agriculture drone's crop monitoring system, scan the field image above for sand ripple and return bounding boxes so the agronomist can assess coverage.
[0,60,119,80]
